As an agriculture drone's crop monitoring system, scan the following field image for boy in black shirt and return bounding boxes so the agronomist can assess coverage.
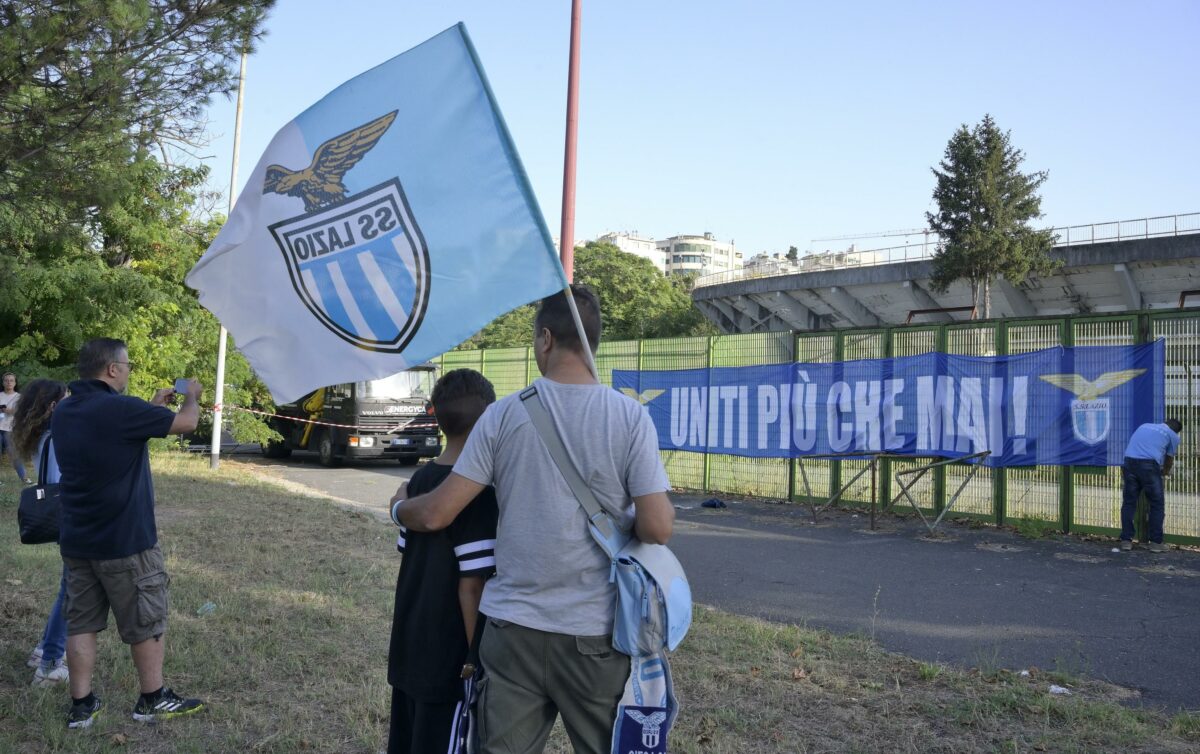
[386,369,498,754]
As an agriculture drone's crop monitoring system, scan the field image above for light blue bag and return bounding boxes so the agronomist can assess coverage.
[590,519,692,657]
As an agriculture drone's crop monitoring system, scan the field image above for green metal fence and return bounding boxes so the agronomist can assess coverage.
[793,334,837,503]
[889,328,940,515]
[1004,320,1064,528]
[439,309,1200,545]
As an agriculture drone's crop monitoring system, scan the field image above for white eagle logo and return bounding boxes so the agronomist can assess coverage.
[619,388,665,405]
[1041,369,1146,445]
[624,709,668,749]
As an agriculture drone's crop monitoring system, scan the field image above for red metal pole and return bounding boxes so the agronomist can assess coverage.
[559,0,582,282]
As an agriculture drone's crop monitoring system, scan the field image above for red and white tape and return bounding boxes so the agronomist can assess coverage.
[211,404,424,433]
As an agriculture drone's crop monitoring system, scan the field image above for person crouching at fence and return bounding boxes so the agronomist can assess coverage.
[1120,418,1183,553]
[386,369,498,754]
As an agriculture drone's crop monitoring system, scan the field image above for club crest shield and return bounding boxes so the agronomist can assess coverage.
[268,179,430,352]
[1070,398,1110,444]
[1040,369,1145,447]
[620,707,668,752]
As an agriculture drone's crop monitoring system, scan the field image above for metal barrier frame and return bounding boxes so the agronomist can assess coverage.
[797,453,879,525]
[892,452,992,534]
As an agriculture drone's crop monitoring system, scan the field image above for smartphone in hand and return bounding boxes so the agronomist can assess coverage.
[173,378,191,395]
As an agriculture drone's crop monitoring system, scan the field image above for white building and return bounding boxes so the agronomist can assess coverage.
[658,233,743,277]
[743,252,799,277]
[594,231,665,272]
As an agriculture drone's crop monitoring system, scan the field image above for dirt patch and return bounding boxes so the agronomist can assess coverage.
[1054,552,1107,564]
[1134,565,1200,578]
[976,542,1028,553]
[918,534,958,544]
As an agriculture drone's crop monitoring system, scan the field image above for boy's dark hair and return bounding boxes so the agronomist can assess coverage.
[1167,418,1184,433]
[77,338,127,378]
[431,369,496,437]
[534,284,601,354]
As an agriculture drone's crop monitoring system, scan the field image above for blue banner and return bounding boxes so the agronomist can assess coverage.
[613,341,1165,467]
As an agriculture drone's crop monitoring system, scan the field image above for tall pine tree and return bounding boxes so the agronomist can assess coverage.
[926,115,1056,318]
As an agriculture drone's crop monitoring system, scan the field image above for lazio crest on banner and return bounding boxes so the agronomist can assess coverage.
[187,24,566,402]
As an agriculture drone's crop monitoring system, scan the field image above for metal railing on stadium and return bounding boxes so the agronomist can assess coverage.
[694,211,1200,289]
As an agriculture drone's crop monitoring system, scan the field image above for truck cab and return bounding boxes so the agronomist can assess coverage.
[262,366,442,466]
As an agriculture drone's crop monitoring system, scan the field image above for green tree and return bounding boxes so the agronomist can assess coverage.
[786,245,799,262]
[457,304,536,351]
[457,241,715,350]
[926,114,1056,318]
[574,241,714,341]
[655,272,717,339]
[0,1,276,444]
[0,1,273,222]
[0,154,273,443]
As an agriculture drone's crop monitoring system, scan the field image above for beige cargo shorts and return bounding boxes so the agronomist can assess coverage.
[63,544,170,644]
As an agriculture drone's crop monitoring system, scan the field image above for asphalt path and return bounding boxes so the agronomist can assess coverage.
[231,450,1200,711]
[233,449,418,512]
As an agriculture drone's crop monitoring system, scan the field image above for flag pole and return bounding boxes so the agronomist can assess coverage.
[558,0,598,381]
[210,48,248,470]
[559,0,581,282]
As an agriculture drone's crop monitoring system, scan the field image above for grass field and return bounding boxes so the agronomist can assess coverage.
[2,453,1198,753]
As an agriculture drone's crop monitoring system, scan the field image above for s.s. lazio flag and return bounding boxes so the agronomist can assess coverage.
[186,24,567,402]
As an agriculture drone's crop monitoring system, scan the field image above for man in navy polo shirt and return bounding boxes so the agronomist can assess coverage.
[52,338,204,729]
[1119,418,1183,554]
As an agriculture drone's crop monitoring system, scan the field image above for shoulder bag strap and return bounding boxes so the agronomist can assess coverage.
[519,385,620,554]
[38,434,51,487]
[461,611,487,678]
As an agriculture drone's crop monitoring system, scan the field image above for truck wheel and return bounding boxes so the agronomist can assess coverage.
[262,439,291,459]
[318,433,341,467]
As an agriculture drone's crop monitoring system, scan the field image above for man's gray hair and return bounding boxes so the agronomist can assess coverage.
[77,338,127,378]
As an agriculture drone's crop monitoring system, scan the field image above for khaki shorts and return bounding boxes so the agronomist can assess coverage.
[63,544,170,644]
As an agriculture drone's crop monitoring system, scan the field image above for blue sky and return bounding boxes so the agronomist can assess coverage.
[200,0,1200,256]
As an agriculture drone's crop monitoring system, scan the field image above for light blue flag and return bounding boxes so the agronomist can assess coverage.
[187,23,567,402]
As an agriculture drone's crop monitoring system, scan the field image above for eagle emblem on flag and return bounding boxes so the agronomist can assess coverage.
[263,111,398,212]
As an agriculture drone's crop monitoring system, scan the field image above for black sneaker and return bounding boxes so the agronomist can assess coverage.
[131,688,204,723]
[67,696,102,729]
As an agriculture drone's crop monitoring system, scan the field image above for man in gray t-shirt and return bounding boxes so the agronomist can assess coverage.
[396,285,674,754]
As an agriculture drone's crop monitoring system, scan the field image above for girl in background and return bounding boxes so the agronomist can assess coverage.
[13,378,70,686]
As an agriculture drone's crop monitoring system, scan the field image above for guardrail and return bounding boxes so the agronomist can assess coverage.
[694,212,1200,289]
